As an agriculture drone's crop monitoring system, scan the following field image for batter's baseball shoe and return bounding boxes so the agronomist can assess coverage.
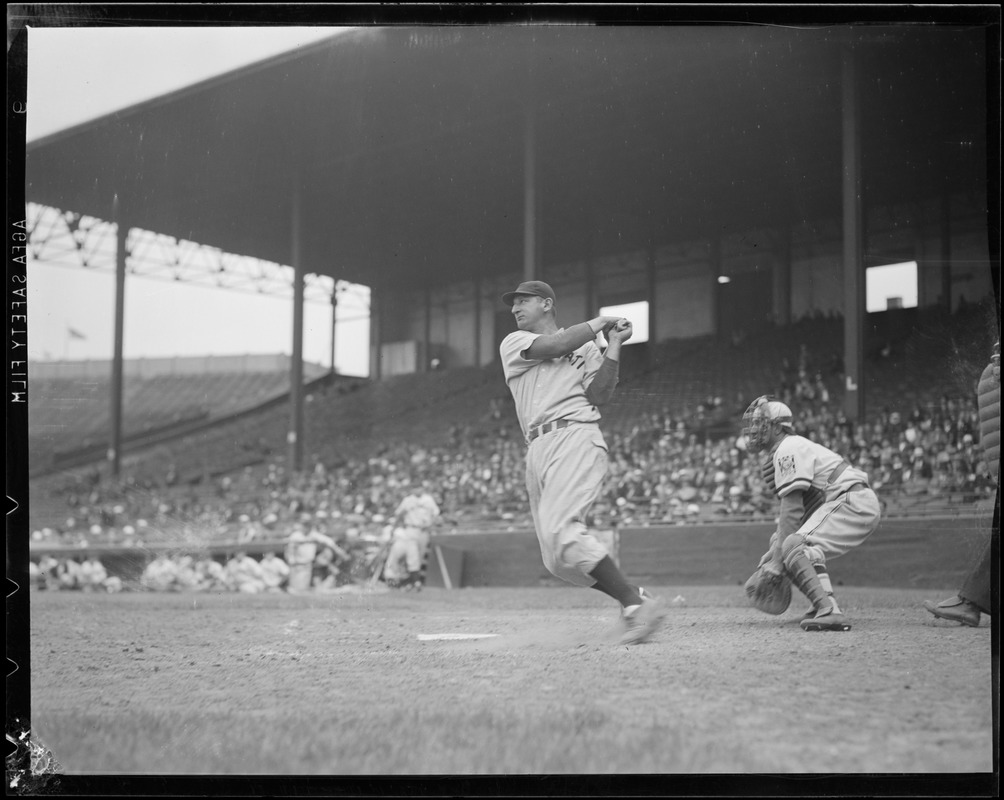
[923,595,981,627]
[619,587,652,619]
[800,605,851,632]
[620,595,666,645]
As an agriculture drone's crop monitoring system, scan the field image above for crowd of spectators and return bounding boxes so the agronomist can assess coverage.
[30,333,997,553]
[135,550,296,594]
[30,554,122,593]
[29,517,397,594]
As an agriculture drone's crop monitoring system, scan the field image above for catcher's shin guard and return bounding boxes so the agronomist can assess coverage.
[814,564,834,596]
[781,535,831,611]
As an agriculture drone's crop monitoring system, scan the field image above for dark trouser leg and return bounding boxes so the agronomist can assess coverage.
[960,494,998,614]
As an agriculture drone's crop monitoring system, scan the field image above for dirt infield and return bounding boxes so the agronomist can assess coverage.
[20,583,995,786]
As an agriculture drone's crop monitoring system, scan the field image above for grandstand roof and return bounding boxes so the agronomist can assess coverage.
[25,23,992,293]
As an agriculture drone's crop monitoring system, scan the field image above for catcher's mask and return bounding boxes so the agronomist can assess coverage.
[741,395,794,453]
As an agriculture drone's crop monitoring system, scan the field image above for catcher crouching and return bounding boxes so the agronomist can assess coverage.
[741,396,881,631]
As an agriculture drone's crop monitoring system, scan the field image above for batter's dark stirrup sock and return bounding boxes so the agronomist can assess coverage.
[588,556,643,608]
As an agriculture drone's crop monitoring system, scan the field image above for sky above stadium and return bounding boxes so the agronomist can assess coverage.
[25,26,372,375]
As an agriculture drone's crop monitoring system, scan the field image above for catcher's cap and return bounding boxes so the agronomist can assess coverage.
[751,396,794,431]
[766,400,794,430]
[502,280,556,306]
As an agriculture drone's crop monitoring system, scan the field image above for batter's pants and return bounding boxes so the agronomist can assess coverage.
[525,422,610,587]
[797,485,881,568]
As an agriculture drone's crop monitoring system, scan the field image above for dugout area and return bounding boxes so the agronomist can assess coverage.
[28,514,992,593]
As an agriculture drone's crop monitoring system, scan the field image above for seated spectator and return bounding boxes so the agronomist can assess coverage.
[78,556,109,592]
[36,555,59,590]
[259,550,291,592]
[28,560,42,590]
[56,558,82,590]
[193,557,227,592]
[174,555,201,591]
[141,553,179,592]
[224,550,267,594]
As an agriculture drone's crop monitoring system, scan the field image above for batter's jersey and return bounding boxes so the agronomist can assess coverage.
[771,434,869,501]
[500,328,605,438]
[396,492,440,529]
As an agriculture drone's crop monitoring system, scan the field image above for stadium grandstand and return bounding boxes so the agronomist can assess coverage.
[26,298,998,552]
[28,354,335,476]
[19,24,999,587]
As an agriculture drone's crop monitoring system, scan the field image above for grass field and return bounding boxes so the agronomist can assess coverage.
[16,582,996,794]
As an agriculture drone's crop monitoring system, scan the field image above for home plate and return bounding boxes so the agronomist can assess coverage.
[417,633,499,641]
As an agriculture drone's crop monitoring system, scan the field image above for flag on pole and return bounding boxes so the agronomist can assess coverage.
[67,327,86,340]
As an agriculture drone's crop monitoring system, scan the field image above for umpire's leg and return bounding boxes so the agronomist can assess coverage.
[960,485,999,614]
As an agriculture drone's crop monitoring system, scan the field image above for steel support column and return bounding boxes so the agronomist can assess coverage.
[647,241,657,365]
[288,188,305,472]
[424,289,433,372]
[370,290,382,381]
[474,275,482,368]
[330,287,338,375]
[523,100,537,282]
[776,227,792,327]
[842,46,865,423]
[709,236,722,340]
[109,194,127,478]
[939,177,953,311]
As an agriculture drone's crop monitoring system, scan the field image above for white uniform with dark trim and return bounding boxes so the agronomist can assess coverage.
[385,491,441,581]
[500,328,610,587]
[772,434,880,566]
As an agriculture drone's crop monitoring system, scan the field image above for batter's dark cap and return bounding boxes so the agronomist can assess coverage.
[501,280,556,306]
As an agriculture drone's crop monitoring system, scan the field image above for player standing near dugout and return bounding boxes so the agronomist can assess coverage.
[742,395,881,631]
[383,481,441,591]
[499,280,665,645]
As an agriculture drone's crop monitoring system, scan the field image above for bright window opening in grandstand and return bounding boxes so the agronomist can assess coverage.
[599,301,649,345]
[866,261,918,312]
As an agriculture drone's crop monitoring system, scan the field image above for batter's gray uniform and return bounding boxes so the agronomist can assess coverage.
[500,328,611,587]
[771,434,880,568]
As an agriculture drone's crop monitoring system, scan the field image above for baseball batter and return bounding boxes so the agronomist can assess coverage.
[742,395,881,631]
[499,280,665,645]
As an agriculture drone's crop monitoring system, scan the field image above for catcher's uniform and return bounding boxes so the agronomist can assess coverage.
[770,434,880,566]
[500,328,611,587]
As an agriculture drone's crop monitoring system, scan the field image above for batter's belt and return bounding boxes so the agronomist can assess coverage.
[526,418,574,444]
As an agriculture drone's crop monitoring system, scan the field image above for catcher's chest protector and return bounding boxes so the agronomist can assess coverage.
[761,456,777,494]
[977,362,1000,479]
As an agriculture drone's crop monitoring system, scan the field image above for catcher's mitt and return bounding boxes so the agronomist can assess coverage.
[744,567,793,615]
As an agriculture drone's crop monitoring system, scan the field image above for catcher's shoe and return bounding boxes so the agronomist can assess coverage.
[923,596,981,627]
[620,595,666,645]
[800,605,851,632]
